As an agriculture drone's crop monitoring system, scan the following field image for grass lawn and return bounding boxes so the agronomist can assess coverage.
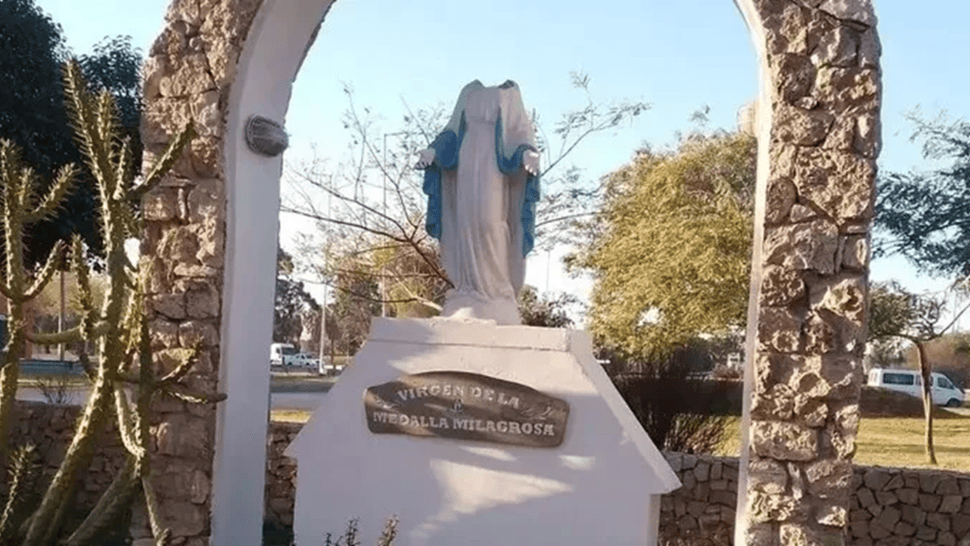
[854,413,970,471]
[270,372,339,393]
[271,408,314,423]
[716,411,970,471]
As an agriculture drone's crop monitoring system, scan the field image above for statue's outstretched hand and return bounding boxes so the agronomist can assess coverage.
[523,150,541,176]
[415,148,436,169]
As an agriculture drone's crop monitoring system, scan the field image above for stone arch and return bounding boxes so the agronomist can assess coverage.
[140,1,880,545]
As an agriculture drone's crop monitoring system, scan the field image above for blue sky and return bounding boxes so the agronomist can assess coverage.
[36,0,970,320]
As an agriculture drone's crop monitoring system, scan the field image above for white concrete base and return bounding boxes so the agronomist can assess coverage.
[287,318,680,546]
[440,291,520,325]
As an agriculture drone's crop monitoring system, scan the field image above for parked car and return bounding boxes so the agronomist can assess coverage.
[867,369,964,407]
[270,343,298,366]
[289,352,319,368]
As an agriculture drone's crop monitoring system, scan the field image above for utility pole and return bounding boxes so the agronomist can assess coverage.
[58,270,66,362]
[381,131,406,318]
[318,189,333,376]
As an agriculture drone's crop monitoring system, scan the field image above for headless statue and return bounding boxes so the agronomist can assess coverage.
[416,80,541,325]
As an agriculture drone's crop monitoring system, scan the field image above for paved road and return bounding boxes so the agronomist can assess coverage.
[18,386,331,411]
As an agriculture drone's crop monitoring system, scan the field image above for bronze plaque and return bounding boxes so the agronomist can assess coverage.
[364,371,569,448]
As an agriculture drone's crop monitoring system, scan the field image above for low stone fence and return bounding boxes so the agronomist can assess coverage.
[3,402,127,512]
[660,452,970,546]
[6,402,969,546]
[660,453,738,545]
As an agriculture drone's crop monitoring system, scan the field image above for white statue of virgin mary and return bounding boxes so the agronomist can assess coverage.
[416,80,541,325]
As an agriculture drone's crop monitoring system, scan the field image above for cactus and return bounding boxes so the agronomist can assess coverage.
[0,138,76,467]
[0,60,224,546]
[0,445,41,545]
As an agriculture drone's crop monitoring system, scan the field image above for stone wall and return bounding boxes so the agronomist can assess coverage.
[8,405,968,546]
[1,402,126,512]
[660,453,740,546]
[740,0,882,543]
[658,453,970,546]
[265,422,300,528]
[2,402,298,537]
[140,0,266,544]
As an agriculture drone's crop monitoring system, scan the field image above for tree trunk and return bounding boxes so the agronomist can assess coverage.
[916,342,937,465]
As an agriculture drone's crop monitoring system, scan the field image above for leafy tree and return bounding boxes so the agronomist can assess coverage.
[896,333,969,389]
[875,110,970,278]
[868,280,970,464]
[274,248,319,345]
[567,129,756,358]
[325,258,382,356]
[0,0,142,266]
[518,286,577,328]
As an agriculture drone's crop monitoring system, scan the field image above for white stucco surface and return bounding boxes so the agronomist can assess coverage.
[288,318,679,546]
[213,1,335,545]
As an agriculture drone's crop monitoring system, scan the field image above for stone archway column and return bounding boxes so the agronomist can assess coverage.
[141,1,334,545]
[734,1,881,545]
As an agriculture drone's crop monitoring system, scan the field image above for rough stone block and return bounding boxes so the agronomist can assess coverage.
[942,495,964,513]
[883,473,905,491]
[875,505,901,529]
[153,293,187,319]
[760,265,806,307]
[901,504,927,527]
[927,511,952,531]
[938,478,961,496]
[758,308,805,354]
[855,112,882,158]
[819,0,877,26]
[806,459,853,499]
[921,473,944,494]
[764,219,839,274]
[953,513,970,538]
[874,490,898,506]
[894,520,916,537]
[811,26,859,67]
[816,502,847,526]
[772,53,816,103]
[939,531,957,546]
[694,461,710,482]
[915,524,938,541]
[159,53,216,97]
[850,519,869,538]
[792,148,876,222]
[766,176,797,224]
[896,488,919,505]
[920,494,942,512]
[863,469,893,491]
[773,103,834,145]
[857,487,876,508]
[150,318,180,349]
[869,519,892,539]
[178,319,219,348]
[751,421,818,461]
[753,384,796,420]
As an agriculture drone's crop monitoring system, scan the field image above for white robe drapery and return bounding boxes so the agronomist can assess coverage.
[431,80,538,324]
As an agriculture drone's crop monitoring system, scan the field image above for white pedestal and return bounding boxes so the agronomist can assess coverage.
[287,318,680,545]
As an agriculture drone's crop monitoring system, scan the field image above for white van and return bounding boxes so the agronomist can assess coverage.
[270,343,298,366]
[867,369,964,408]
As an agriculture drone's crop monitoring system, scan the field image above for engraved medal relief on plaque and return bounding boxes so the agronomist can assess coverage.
[364,371,569,448]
